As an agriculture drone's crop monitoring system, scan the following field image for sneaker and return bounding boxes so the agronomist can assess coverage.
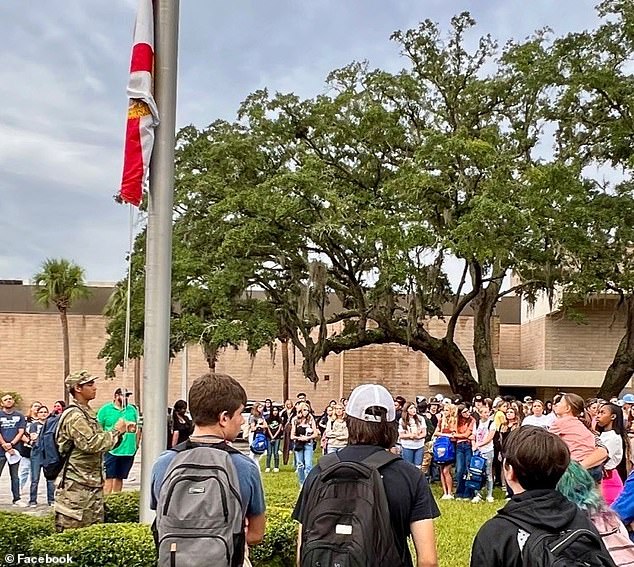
[273,468,279,473]
[487,496,495,503]
[12,500,27,508]
[265,468,271,473]
[471,494,483,503]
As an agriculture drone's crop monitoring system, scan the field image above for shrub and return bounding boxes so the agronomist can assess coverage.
[104,490,140,523]
[31,523,155,567]
[251,507,298,567]
[0,511,54,557]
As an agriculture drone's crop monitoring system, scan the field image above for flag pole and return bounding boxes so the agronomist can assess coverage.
[139,0,179,524]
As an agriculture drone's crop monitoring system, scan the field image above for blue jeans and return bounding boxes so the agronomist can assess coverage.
[294,443,314,486]
[402,446,424,467]
[19,457,30,491]
[0,453,21,502]
[475,449,494,499]
[29,451,54,505]
[266,438,281,469]
[455,442,473,498]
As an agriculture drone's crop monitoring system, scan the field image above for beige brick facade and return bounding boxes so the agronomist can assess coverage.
[0,285,628,412]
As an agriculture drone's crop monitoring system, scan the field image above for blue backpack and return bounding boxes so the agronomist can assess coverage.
[250,432,269,455]
[432,436,455,463]
[464,452,487,491]
[41,406,85,480]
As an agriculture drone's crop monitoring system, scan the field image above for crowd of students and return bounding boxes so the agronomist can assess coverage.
[385,391,634,507]
[149,374,634,566]
[230,388,634,564]
[244,395,350,485]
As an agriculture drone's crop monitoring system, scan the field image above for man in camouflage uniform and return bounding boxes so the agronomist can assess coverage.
[54,370,129,531]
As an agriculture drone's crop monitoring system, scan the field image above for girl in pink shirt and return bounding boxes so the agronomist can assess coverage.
[550,393,607,482]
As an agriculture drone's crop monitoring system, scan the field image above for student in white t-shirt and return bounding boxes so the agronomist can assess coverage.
[398,402,426,469]
[597,402,627,505]
[521,399,555,429]
[472,404,496,503]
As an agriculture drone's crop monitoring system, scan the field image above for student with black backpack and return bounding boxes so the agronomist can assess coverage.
[471,426,616,567]
[151,373,266,567]
[293,384,440,567]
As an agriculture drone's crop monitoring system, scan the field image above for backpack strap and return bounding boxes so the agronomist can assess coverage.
[318,451,341,472]
[57,405,93,487]
[319,449,399,472]
[171,438,241,455]
[362,449,400,470]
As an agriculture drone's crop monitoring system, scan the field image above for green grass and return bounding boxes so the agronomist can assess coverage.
[258,456,502,567]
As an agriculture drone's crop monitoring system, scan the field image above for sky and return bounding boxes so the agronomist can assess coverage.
[0,0,602,285]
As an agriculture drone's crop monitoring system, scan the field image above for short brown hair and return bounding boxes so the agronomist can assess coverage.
[188,373,247,426]
[347,407,398,448]
[503,426,570,490]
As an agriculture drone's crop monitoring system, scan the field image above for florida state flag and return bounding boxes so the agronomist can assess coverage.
[118,0,159,207]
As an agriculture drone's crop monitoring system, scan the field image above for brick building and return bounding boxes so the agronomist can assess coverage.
[0,281,630,412]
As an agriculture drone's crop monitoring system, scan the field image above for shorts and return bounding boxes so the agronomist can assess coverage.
[104,453,135,479]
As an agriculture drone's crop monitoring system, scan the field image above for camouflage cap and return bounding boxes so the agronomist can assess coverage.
[65,370,98,390]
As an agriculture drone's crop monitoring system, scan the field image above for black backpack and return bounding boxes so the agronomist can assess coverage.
[505,516,617,567]
[299,450,404,567]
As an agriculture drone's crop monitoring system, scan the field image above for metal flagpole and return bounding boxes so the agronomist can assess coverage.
[139,0,180,524]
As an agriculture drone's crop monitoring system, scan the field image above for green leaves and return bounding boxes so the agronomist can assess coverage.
[101,6,634,396]
[33,258,90,311]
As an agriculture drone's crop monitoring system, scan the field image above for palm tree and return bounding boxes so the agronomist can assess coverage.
[33,259,90,403]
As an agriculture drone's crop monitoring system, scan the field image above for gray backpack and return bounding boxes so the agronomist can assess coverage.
[154,440,245,567]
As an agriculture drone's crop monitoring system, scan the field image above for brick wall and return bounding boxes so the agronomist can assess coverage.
[0,304,628,414]
[0,313,110,408]
[546,304,625,370]
[499,324,521,369]
[520,318,546,369]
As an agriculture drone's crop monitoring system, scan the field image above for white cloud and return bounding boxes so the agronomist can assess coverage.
[0,0,603,283]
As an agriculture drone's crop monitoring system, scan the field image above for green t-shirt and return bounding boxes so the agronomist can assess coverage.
[97,402,139,456]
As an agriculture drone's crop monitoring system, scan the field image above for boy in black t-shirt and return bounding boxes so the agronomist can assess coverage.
[293,384,440,567]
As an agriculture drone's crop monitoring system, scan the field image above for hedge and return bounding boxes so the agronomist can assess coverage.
[251,507,297,567]
[104,490,140,523]
[31,523,155,567]
[28,512,296,567]
[102,490,298,566]
[0,492,297,567]
[0,511,54,559]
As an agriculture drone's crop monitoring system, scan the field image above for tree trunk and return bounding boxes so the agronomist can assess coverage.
[598,296,634,399]
[281,338,290,402]
[471,279,502,398]
[134,357,142,413]
[423,337,480,400]
[203,343,218,372]
[60,308,70,405]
